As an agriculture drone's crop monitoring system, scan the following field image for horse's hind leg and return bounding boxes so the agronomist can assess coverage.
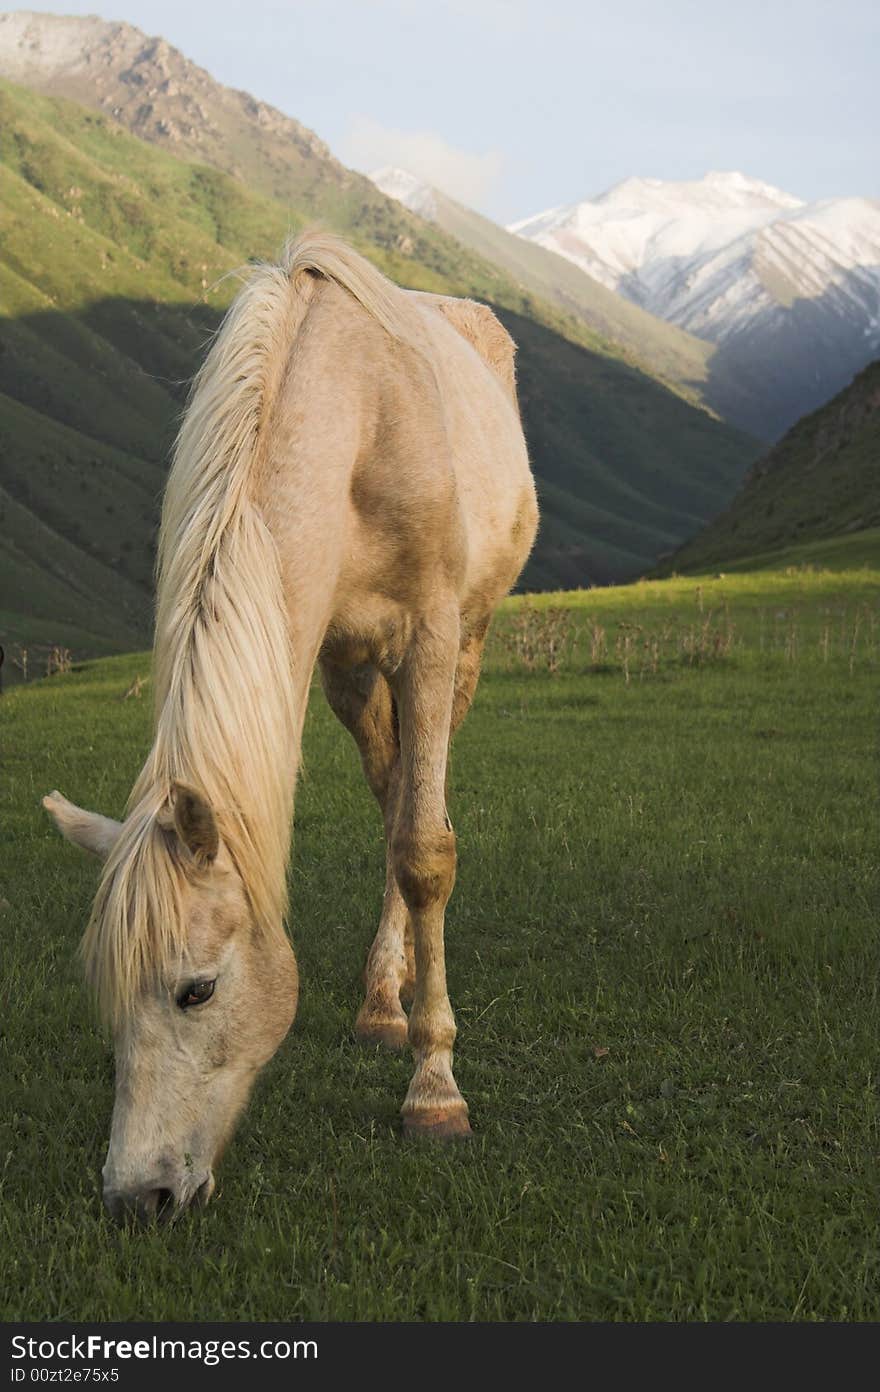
[319,658,412,1049]
[450,618,489,739]
[390,605,471,1138]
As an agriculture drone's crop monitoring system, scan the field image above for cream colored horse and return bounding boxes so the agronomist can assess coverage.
[43,233,538,1223]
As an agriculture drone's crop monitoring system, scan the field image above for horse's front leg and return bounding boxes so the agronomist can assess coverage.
[390,608,471,1138]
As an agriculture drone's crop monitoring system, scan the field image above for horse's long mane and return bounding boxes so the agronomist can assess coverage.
[83,232,426,1022]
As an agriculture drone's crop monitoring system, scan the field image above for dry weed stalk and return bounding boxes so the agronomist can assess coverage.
[46,647,72,677]
[503,602,572,675]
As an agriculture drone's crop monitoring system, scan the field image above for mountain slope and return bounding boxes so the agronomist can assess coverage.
[0,10,363,211]
[369,166,759,425]
[502,306,754,583]
[0,10,764,410]
[0,8,666,360]
[512,172,880,440]
[663,360,880,574]
[0,77,756,654]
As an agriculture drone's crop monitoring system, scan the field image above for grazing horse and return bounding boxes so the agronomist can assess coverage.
[43,233,538,1223]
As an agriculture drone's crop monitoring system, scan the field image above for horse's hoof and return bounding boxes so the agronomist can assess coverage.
[355,1014,409,1051]
[402,1105,472,1140]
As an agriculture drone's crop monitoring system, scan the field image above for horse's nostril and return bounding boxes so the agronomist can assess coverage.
[154,1188,175,1222]
[104,1186,177,1225]
[137,1188,160,1219]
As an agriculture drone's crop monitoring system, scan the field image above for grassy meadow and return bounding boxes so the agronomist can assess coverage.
[0,564,877,1321]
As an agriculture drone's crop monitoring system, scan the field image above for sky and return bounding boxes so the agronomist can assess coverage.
[20,1,880,221]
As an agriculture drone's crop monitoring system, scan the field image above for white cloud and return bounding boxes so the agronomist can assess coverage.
[342,115,503,211]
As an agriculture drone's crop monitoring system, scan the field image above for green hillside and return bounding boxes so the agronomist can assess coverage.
[0,11,726,382]
[2,12,756,429]
[0,79,756,656]
[664,359,880,575]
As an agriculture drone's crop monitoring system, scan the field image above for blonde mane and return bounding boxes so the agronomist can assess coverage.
[83,232,427,1023]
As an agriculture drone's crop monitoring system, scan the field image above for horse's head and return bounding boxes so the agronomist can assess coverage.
[43,785,298,1224]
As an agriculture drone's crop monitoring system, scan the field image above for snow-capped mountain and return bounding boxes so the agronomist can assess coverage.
[370,166,437,220]
[510,173,804,330]
[375,165,880,438]
[510,172,880,345]
[510,173,880,437]
[369,165,762,430]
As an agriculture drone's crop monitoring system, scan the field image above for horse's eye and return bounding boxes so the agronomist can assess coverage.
[177,979,215,1010]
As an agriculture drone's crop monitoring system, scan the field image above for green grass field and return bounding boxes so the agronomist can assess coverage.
[1,566,877,1321]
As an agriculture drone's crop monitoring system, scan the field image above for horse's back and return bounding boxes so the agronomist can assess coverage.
[265,276,537,651]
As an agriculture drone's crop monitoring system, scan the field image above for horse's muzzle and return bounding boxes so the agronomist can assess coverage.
[103,1173,214,1226]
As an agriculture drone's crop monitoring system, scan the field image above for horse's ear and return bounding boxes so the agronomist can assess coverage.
[42,791,122,860]
[169,783,219,867]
